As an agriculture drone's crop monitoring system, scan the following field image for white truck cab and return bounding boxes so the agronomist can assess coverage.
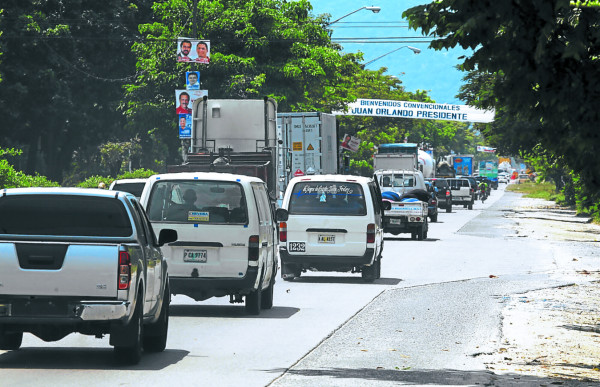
[140,172,277,315]
[276,175,384,282]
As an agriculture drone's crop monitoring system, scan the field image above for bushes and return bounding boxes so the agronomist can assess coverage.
[76,168,157,189]
[0,148,59,188]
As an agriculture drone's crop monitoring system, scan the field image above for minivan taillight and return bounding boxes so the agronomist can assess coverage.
[118,251,131,290]
[279,222,287,243]
[367,223,376,244]
[248,235,260,261]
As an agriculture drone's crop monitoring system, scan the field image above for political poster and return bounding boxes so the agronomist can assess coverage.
[340,134,360,152]
[186,71,200,90]
[334,98,495,123]
[178,113,192,139]
[176,38,211,63]
[175,89,208,114]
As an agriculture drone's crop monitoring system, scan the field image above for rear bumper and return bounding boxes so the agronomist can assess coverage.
[0,298,130,324]
[279,248,375,267]
[169,267,260,301]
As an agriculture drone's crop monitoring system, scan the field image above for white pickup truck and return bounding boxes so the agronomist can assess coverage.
[0,188,177,364]
[375,170,429,240]
[446,178,475,210]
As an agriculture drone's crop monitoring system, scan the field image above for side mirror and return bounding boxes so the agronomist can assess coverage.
[275,208,289,222]
[158,229,178,246]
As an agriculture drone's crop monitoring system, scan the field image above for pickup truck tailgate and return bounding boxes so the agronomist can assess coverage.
[0,242,119,297]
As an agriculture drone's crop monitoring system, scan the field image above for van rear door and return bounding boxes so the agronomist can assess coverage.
[285,181,369,257]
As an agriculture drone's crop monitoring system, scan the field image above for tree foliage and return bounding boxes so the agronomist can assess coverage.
[404,0,600,201]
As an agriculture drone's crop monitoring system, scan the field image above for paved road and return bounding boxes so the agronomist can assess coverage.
[2,185,597,386]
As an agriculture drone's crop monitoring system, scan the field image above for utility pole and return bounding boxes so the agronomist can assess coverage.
[192,0,198,38]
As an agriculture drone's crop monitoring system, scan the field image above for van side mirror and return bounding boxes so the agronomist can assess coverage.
[158,229,178,246]
[275,208,289,222]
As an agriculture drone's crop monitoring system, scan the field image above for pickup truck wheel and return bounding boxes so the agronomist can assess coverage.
[446,203,452,213]
[143,285,170,353]
[245,286,262,315]
[260,274,275,310]
[114,292,143,365]
[430,213,438,223]
[411,232,417,240]
[468,202,473,210]
[0,328,22,350]
[281,263,296,281]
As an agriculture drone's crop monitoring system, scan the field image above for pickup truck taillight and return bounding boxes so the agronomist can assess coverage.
[445,189,451,197]
[118,251,131,290]
[279,222,287,242]
[248,235,260,261]
[367,223,376,243]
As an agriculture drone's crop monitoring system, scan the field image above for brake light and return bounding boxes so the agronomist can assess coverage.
[367,223,376,243]
[445,190,451,197]
[279,222,287,242]
[118,251,131,290]
[248,235,260,261]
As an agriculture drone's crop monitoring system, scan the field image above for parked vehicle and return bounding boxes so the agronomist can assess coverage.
[0,188,177,364]
[424,182,439,222]
[276,175,384,283]
[109,178,148,199]
[446,178,475,210]
[140,172,278,315]
[425,177,452,213]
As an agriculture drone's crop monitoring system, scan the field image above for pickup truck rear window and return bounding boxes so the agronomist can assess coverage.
[111,182,145,198]
[146,180,248,224]
[0,195,132,236]
[288,182,366,216]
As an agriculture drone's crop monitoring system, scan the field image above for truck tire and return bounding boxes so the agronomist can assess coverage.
[143,285,169,353]
[114,291,143,365]
[468,202,473,210]
[430,213,438,223]
[446,202,452,213]
[245,286,262,315]
[411,232,417,240]
[260,274,275,310]
[0,328,22,351]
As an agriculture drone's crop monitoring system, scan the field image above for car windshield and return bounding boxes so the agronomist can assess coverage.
[288,182,366,216]
[380,173,414,188]
[146,180,248,224]
[112,182,145,198]
[0,195,132,237]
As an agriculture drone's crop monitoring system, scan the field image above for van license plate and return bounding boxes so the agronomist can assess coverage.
[390,218,402,225]
[288,242,306,252]
[183,249,207,262]
[318,235,335,244]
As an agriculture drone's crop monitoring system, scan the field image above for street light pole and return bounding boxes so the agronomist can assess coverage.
[326,6,381,26]
[363,45,421,66]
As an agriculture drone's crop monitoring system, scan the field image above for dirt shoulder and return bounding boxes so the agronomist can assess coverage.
[483,197,600,382]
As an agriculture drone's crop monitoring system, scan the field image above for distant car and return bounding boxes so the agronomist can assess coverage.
[109,178,148,199]
[457,175,480,201]
[424,181,439,222]
[425,177,452,213]
[518,174,531,184]
[498,173,509,184]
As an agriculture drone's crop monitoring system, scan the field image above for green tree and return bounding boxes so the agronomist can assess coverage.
[0,1,154,182]
[404,0,600,195]
[124,0,364,167]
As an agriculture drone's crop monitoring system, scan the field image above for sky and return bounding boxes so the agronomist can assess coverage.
[310,0,472,105]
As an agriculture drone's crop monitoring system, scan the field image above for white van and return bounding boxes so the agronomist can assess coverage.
[276,175,384,282]
[139,172,277,315]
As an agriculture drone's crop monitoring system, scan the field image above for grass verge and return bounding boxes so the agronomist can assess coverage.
[506,181,565,202]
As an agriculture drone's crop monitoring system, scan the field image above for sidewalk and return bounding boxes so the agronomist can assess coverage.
[483,198,600,382]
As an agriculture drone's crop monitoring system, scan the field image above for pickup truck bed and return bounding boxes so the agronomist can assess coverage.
[0,188,177,364]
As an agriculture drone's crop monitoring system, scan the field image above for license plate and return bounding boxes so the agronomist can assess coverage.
[318,235,335,244]
[183,249,207,262]
[390,218,402,225]
[288,242,306,252]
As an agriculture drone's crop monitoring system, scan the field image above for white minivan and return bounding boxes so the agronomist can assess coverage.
[276,175,384,282]
[139,172,277,315]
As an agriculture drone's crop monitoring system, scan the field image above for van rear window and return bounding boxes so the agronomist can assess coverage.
[0,195,133,237]
[288,182,366,216]
[146,180,248,224]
